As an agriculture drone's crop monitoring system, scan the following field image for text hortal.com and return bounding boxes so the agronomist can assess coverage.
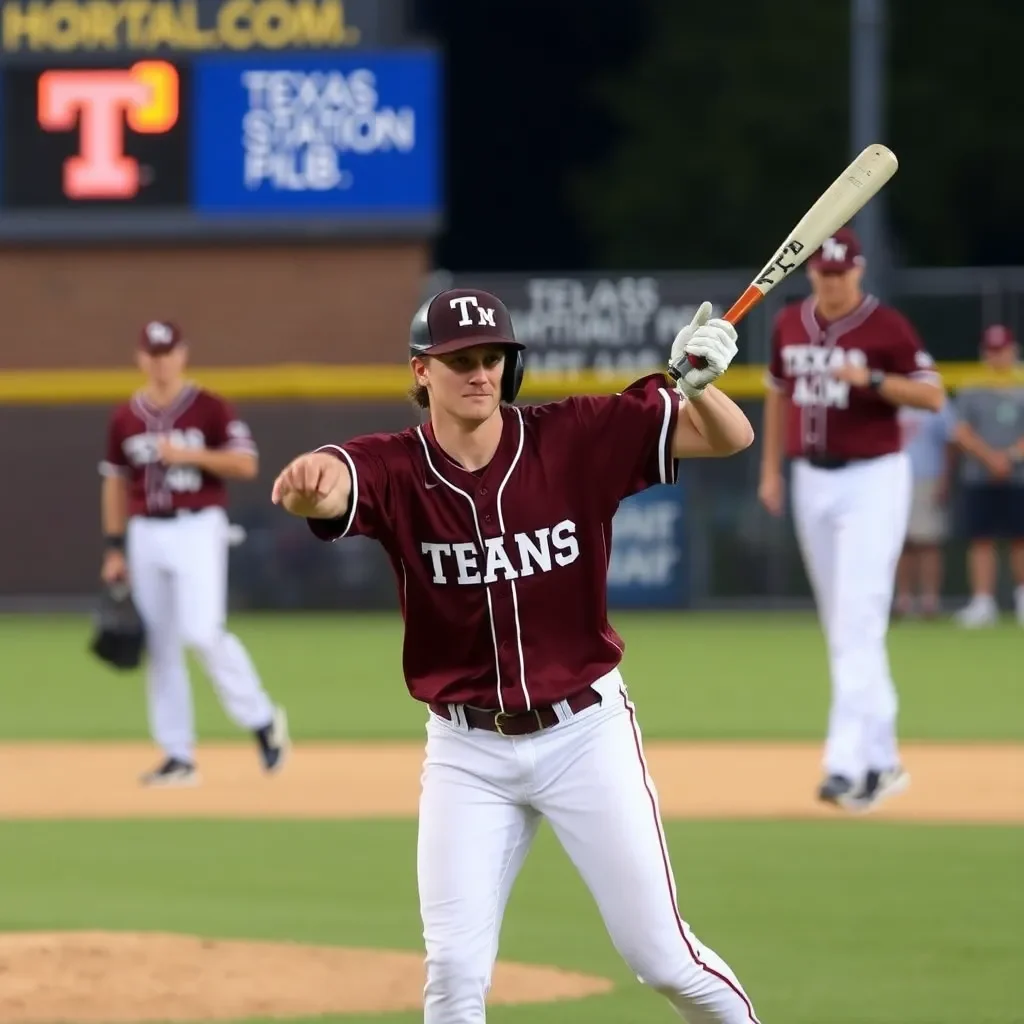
[240,68,417,192]
[1,0,361,52]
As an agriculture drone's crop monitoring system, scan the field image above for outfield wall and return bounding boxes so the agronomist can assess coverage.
[3,264,1022,608]
[0,395,995,608]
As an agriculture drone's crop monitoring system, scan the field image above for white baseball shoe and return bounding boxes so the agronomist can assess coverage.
[954,595,998,628]
[839,767,911,814]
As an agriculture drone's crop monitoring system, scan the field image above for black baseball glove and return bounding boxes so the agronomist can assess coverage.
[89,581,146,671]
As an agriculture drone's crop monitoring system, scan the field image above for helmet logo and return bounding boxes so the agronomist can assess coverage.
[820,238,848,261]
[449,295,496,327]
[145,321,174,346]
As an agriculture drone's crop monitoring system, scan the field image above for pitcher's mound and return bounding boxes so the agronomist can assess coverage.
[0,931,613,1022]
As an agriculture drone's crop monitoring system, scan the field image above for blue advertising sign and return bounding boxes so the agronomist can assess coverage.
[606,481,689,609]
[191,49,439,216]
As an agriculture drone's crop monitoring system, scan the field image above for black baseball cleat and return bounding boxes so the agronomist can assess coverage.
[140,757,198,787]
[817,774,856,806]
[846,766,911,812]
[254,705,290,774]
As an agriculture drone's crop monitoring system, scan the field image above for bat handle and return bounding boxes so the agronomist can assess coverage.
[682,285,763,369]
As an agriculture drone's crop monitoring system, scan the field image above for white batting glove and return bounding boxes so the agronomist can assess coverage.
[667,301,739,401]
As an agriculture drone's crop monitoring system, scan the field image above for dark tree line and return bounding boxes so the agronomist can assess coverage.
[413,0,1024,272]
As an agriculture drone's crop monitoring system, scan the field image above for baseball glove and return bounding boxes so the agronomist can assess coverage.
[88,581,146,671]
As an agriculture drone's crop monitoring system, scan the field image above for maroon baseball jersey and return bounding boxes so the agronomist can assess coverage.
[100,385,257,517]
[767,294,939,459]
[308,373,680,710]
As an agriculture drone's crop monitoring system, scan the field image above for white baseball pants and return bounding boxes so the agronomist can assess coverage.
[791,451,912,780]
[417,670,761,1024]
[126,506,274,762]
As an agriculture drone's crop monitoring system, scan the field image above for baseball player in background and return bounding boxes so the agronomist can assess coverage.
[273,289,762,1023]
[757,228,945,812]
[948,325,1024,627]
[99,321,289,786]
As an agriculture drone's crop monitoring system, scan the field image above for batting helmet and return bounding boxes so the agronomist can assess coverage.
[410,288,526,403]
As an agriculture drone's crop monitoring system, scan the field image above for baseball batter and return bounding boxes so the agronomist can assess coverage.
[757,228,944,812]
[273,288,761,1023]
[99,321,289,786]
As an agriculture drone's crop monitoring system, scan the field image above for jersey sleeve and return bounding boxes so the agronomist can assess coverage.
[207,397,258,455]
[306,434,394,542]
[881,311,941,383]
[99,408,128,477]
[566,373,680,506]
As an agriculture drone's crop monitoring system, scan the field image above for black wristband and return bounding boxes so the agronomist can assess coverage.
[867,369,886,391]
[104,535,125,552]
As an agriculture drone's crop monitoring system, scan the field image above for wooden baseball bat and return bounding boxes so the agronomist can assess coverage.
[670,143,899,375]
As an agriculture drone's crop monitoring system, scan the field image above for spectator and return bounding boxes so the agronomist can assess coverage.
[949,325,1024,626]
[895,398,957,618]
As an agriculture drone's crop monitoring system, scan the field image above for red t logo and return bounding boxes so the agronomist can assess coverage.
[37,61,179,200]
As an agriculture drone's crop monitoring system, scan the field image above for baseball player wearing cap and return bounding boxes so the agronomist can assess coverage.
[273,290,763,1023]
[100,321,289,786]
[757,227,945,812]
[948,324,1024,626]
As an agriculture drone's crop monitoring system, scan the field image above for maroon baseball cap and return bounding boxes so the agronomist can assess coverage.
[410,288,523,358]
[139,320,184,355]
[808,226,865,274]
[982,323,1016,350]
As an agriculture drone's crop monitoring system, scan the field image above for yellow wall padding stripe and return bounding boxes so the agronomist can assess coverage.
[0,362,1016,405]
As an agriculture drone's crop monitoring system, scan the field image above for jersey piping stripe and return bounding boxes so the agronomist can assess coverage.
[314,445,359,539]
[798,294,880,455]
[492,408,531,712]
[656,388,676,485]
[132,395,167,513]
[130,386,200,513]
[415,426,508,714]
[618,684,762,1022]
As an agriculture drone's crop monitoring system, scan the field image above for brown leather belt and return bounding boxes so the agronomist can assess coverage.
[430,687,602,736]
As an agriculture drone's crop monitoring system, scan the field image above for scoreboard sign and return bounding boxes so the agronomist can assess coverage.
[0,46,441,239]
[4,59,188,206]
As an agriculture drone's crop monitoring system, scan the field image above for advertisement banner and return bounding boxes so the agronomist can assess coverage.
[192,49,439,216]
[0,0,394,56]
[606,480,689,609]
[439,270,773,373]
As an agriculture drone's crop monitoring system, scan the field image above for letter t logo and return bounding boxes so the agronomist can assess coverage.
[37,61,179,200]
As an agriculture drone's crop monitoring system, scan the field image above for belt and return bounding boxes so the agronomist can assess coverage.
[430,686,602,737]
[804,454,858,470]
[140,508,201,519]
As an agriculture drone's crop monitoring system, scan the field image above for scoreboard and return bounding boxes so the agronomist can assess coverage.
[0,0,441,240]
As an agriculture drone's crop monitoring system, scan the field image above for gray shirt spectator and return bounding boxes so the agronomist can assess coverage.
[954,383,1024,484]
[948,324,1024,628]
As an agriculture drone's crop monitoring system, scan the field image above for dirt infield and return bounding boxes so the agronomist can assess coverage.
[0,740,1020,823]
[0,932,613,1022]
[0,740,1020,1023]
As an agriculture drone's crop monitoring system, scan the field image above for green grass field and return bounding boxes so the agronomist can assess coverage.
[3,610,1023,742]
[1,610,1021,1023]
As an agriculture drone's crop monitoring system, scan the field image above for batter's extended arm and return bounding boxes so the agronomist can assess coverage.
[272,450,352,519]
